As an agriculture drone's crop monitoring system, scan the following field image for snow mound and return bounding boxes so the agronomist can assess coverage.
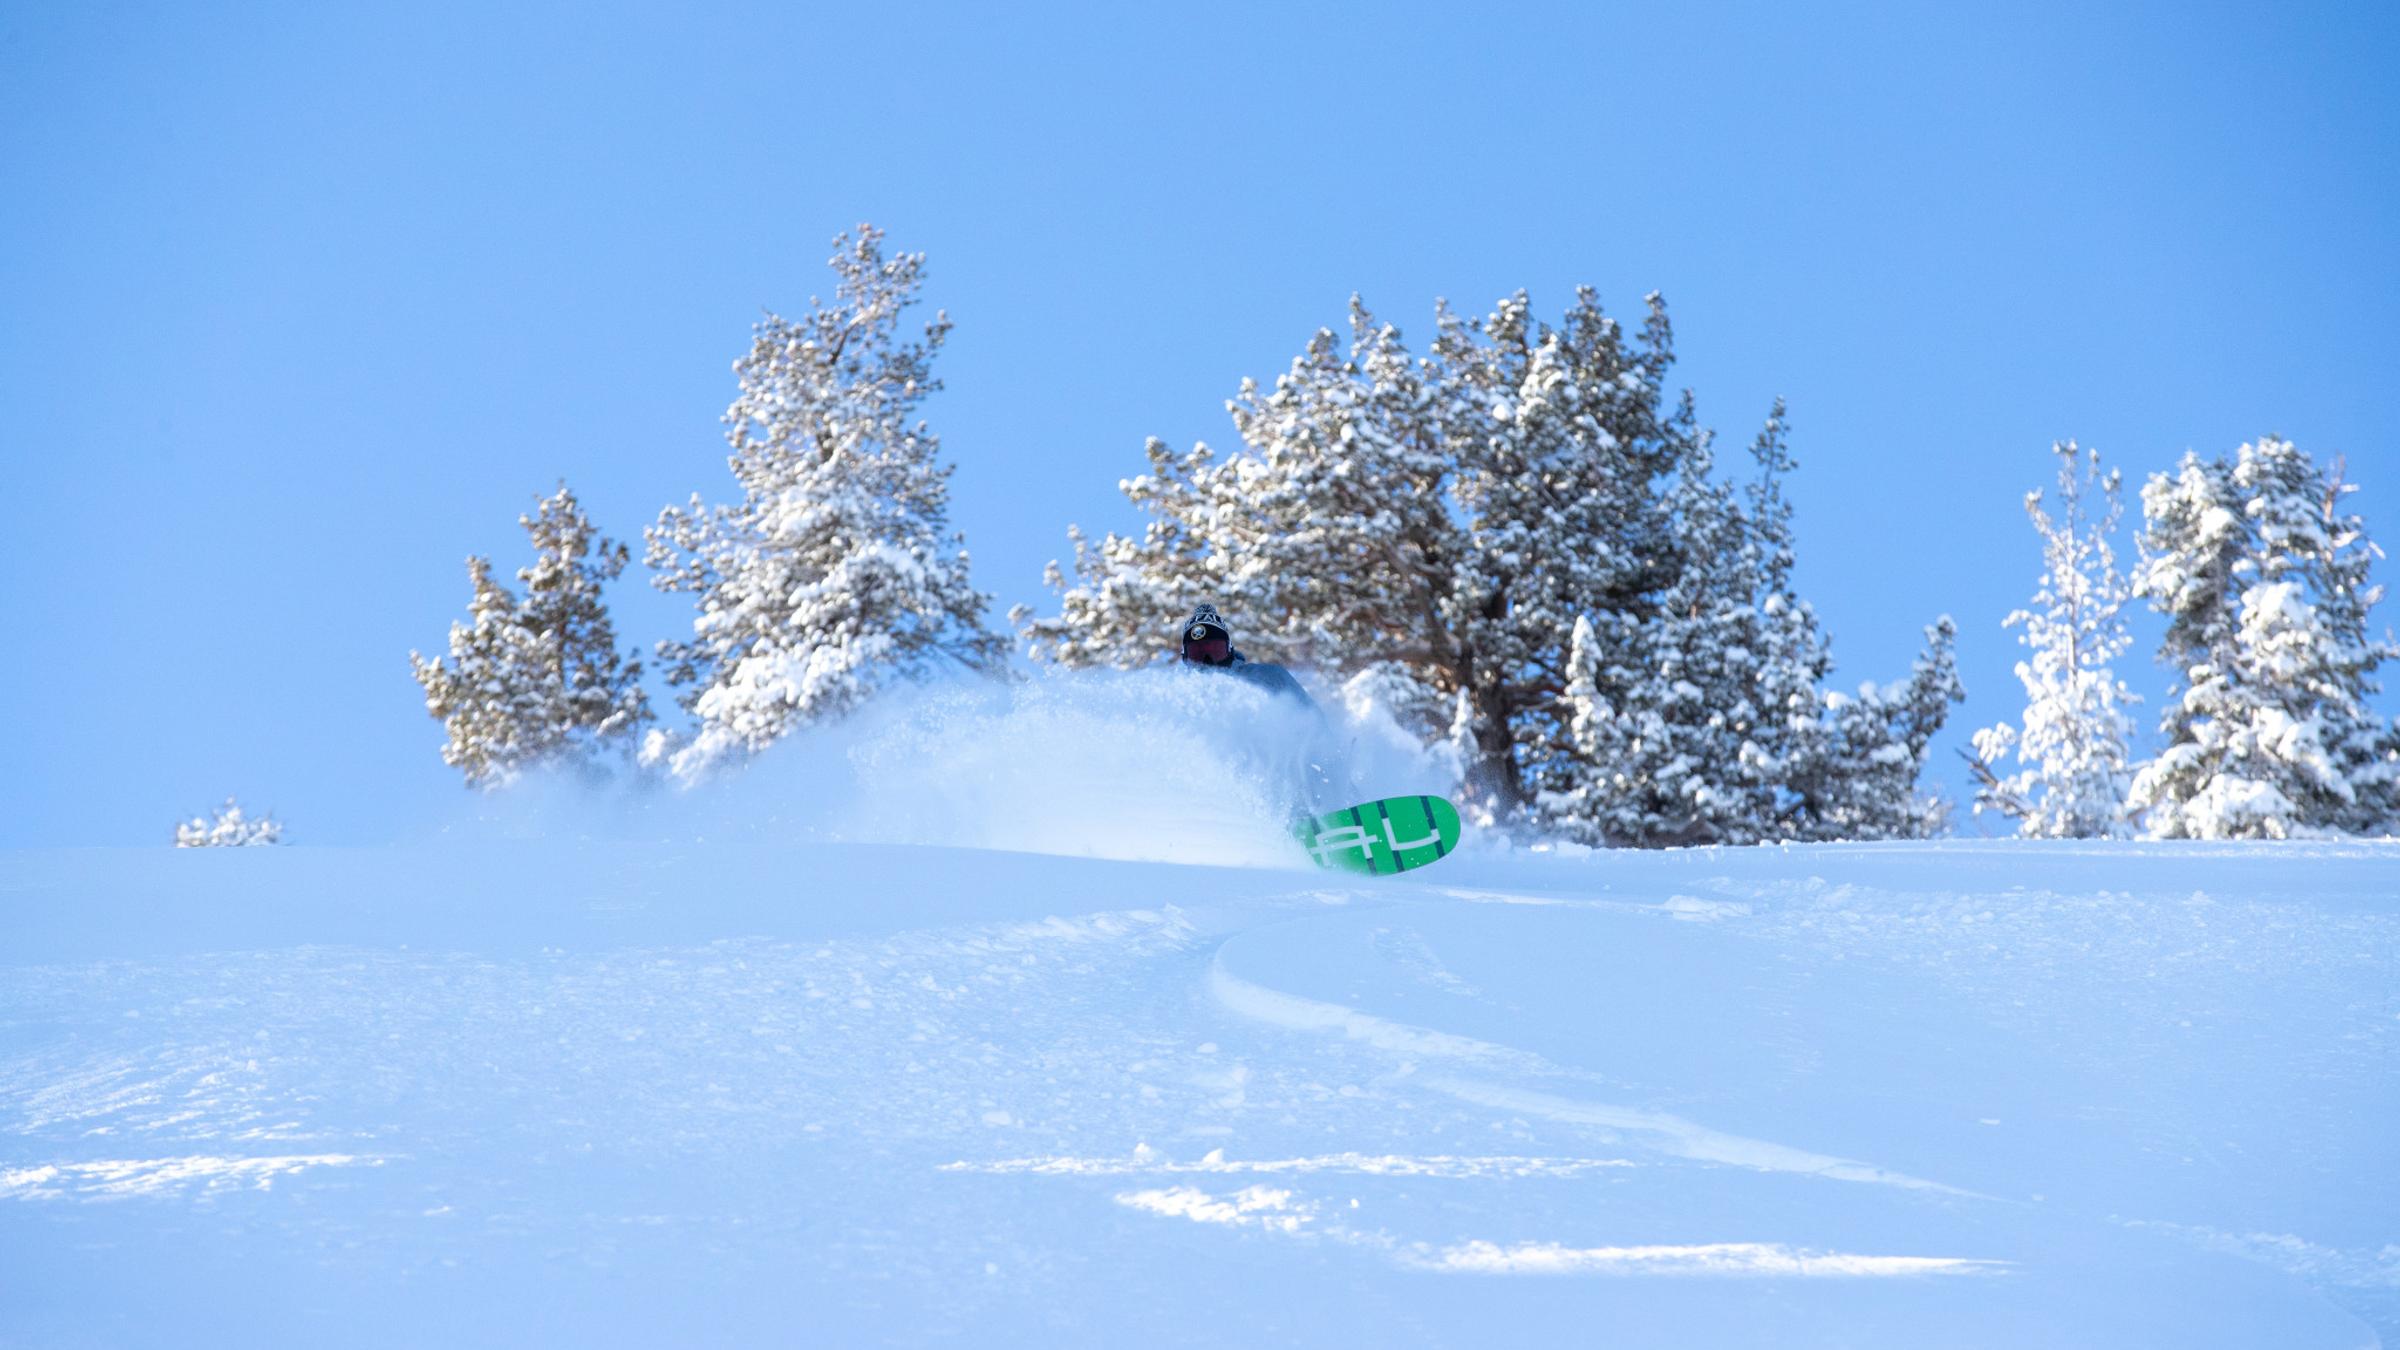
[4,836,2394,1346]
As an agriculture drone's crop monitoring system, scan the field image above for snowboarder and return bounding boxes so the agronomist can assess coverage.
[1177,604,1316,708]
[1176,604,1344,808]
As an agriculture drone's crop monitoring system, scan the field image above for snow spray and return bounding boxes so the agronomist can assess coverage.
[432,665,1456,865]
[834,667,1322,866]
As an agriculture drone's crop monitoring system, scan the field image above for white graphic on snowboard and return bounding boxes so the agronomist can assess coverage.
[1306,807,1439,867]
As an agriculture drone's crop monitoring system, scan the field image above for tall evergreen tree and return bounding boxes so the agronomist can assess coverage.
[1445,291,1697,821]
[1017,299,1479,785]
[647,227,1007,779]
[1969,442,2142,837]
[2295,458,2400,832]
[411,484,651,788]
[2129,438,2400,837]
[1017,292,1692,824]
[1548,411,1783,845]
[1019,290,1961,844]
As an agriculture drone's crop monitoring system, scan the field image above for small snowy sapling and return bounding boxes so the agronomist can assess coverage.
[410,484,651,789]
[174,798,283,847]
[1969,442,2142,838]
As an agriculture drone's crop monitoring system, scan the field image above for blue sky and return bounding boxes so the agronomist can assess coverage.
[3,1,2395,845]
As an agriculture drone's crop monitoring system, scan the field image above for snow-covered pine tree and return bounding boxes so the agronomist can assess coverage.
[1546,413,1754,847]
[1638,405,1847,845]
[2130,438,2400,838]
[412,555,548,786]
[1015,298,1475,769]
[1470,328,1964,847]
[1788,619,1965,841]
[1540,402,1961,846]
[1549,612,1635,844]
[2295,457,2400,832]
[1456,291,1698,828]
[410,484,651,789]
[1021,289,1963,844]
[1018,291,1702,824]
[1968,442,2142,837]
[2126,451,2246,832]
[1733,407,1840,837]
[175,798,282,846]
[648,227,1007,779]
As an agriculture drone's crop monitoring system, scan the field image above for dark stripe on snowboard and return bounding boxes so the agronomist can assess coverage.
[1419,795,1446,860]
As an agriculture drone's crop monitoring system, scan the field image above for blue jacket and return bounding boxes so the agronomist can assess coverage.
[1219,650,1317,711]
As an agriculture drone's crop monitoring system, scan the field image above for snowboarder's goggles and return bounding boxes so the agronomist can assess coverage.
[1181,628,1231,665]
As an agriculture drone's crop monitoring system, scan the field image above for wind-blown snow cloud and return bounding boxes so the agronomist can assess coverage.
[433,663,1456,867]
[835,669,1345,866]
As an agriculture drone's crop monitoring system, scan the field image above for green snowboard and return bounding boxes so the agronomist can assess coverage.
[1294,795,1464,875]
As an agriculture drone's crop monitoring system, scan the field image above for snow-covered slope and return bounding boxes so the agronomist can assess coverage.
[4,834,2394,1347]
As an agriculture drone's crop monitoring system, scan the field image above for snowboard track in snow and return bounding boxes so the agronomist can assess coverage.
[1205,943,1983,1196]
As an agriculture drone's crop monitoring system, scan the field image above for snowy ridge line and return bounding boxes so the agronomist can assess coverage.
[1441,887,1753,924]
[1112,1183,2006,1280]
[1,1153,378,1200]
[1117,1185,1318,1235]
[1422,1078,1982,1197]
[942,1144,1636,1179]
[2119,1219,2400,1291]
[1206,955,1978,1196]
[0,1044,309,1140]
[1439,887,1645,912]
[920,888,1374,956]
[1414,1239,2007,1278]
[1204,955,1531,1065]
[789,901,1207,965]
[959,906,1197,950]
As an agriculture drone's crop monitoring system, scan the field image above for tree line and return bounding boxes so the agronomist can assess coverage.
[400,226,2399,845]
[1966,439,2397,838]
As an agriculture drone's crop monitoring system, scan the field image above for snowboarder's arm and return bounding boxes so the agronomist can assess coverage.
[1239,662,1320,714]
